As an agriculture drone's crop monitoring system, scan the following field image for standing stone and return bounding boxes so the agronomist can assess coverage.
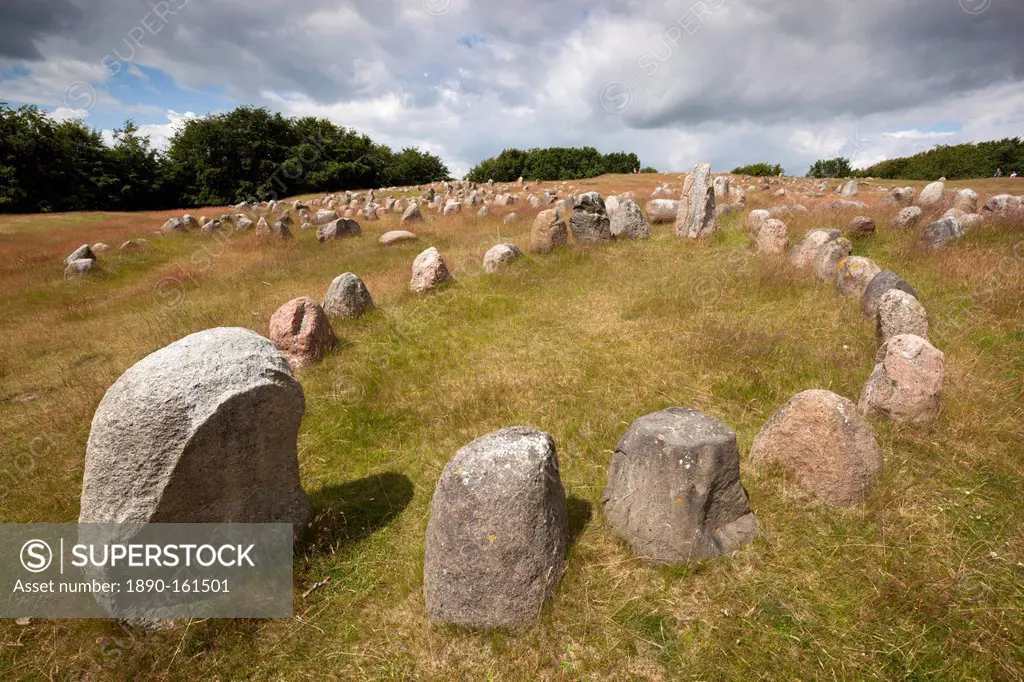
[529,208,567,254]
[477,205,490,219]
[79,328,310,526]
[322,272,374,319]
[862,271,916,318]
[65,244,96,266]
[64,259,95,279]
[893,206,923,229]
[410,247,454,292]
[483,244,523,273]
[859,334,945,423]
[921,217,964,249]
[502,212,519,225]
[886,187,915,205]
[789,229,839,269]
[255,217,271,236]
[713,175,730,200]
[840,180,859,197]
[609,199,650,239]
[917,181,945,209]
[746,209,770,236]
[952,188,978,214]
[604,195,621,218]
[91,243,110,254]
[316,218,361,242]
[182,214,199,230]
[754,218,789,254]
[424,427,568,629]
[401,202,424,224]
[161,218,186,235]
[846,215,876,239]
[314,209,339,225]
[876,290,928,343]
[813,237,853,282]
[749,390,883,507]
[269,297,338,370]
[674,162,717,239]
[645,199,679,223]
[835,256,881,298]
[570,192,612,243]
[601,408,757,564]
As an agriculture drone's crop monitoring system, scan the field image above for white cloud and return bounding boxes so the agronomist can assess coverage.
[883,129,957,140]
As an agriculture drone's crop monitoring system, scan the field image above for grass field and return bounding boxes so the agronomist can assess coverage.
[1,173,1022,680]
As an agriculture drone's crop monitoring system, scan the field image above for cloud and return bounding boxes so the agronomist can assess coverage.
[3,0,1024,177]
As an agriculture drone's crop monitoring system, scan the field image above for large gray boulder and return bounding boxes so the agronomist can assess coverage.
[755,218,789,254]
[893,206,923,229]
[316,218,361,242]
[410,247,454,292]
[813,237,853,282]
[602,408,757,564]
[645,199,679,223]
[483,244,523,273]
[529,208,567,254]
[859,334,945,424]
[401,202,424,224]
[876,289,928,343]
[835,256,881,298]
[65,244,96,266]
[161,218,186,235]
[789,229,839,269]
[609,198,650,239]
[840,180,859,197]
[323,273,374,318]
[675,162,717,239]
[79,328,310,526]
[424,427,568,629]
[313,209,339,225]
[952,188,978,214]
[917,181,945,209]
[862,270,916,318]
[921,217,964,249]
[570,192,612,243]
[64,258,95,279]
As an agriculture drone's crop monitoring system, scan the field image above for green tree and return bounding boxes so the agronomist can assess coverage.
[806,157,853,178]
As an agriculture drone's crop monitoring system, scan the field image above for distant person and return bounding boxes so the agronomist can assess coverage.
[995,167,1004,177]
[1011,171,1018,177]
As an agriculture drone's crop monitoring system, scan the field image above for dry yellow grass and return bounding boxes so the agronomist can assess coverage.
[0,173,1022,680]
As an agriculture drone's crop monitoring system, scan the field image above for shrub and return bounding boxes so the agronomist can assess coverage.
[731,162,783,177]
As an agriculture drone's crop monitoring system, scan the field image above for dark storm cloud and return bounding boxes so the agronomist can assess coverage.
[0,0,85,59]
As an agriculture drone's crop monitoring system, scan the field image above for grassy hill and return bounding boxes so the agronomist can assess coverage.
[1,173,1022,680]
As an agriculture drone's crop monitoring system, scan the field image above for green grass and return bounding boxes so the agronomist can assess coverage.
[0,174,1022,680]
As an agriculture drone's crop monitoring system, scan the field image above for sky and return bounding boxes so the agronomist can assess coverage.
[2,0,1023,178]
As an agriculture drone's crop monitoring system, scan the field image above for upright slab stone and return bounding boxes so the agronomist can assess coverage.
[410,247,453,292]
[876,289,929,343]
[918,181,945,209]
[483,244,523,273]
[570,192,612,243]
[750,390,883,507]
[530,208,567,254]
[317,218,361,242]
[424,427,568,629]
[862,270,916,318]
[674,162,717,239]
[755,219,789,254]
[859,334,945,424]
[269,297,337,370]
[609,198,650,239]
[323,272,374,318]
[835,256,881,298]
[789,229,839,269]
[79,327,310,526]
[813,237,853,282]
[602,408,757,564]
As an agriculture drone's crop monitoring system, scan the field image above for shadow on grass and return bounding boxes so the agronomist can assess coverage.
[305,472,414,554]
[567,495,592,548]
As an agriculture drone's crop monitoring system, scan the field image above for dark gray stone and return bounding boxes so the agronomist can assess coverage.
[322,272,374,318]
[862,270,917,318]
[569,192,612,243]
[601,408,758,564]
[316,218,362,242]
[921,217,964,249]
[424,427,568,629]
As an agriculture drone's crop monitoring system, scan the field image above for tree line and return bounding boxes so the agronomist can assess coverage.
[465,147,649,183]
[804,138,1024,180]
[0,104,451,213]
